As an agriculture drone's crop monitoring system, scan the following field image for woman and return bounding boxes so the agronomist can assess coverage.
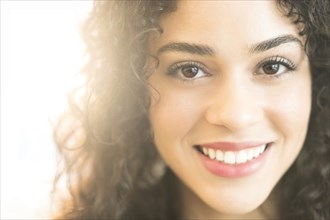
[53,0,329,219]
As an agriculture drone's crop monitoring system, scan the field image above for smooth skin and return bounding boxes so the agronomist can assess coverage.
[148,1,311,219]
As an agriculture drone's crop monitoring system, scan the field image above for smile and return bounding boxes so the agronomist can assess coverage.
[194,142,272,177]
[198,144,267,165]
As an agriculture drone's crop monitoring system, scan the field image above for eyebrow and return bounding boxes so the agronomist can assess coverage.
[157,42,215,56]
[249,34,303,54]
[156,34,303,56]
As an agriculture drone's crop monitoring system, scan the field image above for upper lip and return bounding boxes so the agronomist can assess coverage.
[199,142,270,152]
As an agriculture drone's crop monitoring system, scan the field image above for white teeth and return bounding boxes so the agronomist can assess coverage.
[236,150,247,164]
[224,151,236,164]
[216,150,224,161]
[260,144,266,153]
[247,149,254,161]
[202,147,208,155]
[208,148,216,159]
[202,144,268,165]
[253,147,261,158]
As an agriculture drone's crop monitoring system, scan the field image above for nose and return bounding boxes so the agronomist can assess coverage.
[204,76,264,132]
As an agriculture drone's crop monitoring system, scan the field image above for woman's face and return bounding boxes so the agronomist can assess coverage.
[148,0,311,217]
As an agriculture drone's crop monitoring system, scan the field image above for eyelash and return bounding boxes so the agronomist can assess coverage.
[166,61,210,82]
[165,55,297,82]
[255,55,297,79]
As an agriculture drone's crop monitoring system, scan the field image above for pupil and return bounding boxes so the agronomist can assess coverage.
[182,66,199,78]
[263,63,279,75]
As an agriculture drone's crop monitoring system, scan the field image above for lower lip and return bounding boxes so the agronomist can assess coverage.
[198,146,271,178]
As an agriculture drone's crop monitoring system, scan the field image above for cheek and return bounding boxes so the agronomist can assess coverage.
[272,83,311,134]
[149,87,202,144]
[266,75,312,161]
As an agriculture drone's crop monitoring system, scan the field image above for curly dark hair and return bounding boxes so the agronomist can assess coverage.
[53,0,330,219]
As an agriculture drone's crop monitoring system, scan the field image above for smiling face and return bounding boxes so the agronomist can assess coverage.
[148,1,311,218]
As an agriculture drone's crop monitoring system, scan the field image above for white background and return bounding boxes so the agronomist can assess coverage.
[1,1,92,218]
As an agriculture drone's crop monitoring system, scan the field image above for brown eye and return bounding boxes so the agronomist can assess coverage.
[166,61,210,81]
[262,63,280,75]
[181,66,200,78]
[256,56,297,78]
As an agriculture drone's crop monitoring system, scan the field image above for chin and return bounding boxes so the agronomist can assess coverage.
[216,201,262,215]
[204,188,271,216]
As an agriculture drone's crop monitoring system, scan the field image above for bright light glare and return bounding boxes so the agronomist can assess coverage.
[1,1,92,218]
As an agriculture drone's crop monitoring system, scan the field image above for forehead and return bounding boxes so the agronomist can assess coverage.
[153,1,300,52]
